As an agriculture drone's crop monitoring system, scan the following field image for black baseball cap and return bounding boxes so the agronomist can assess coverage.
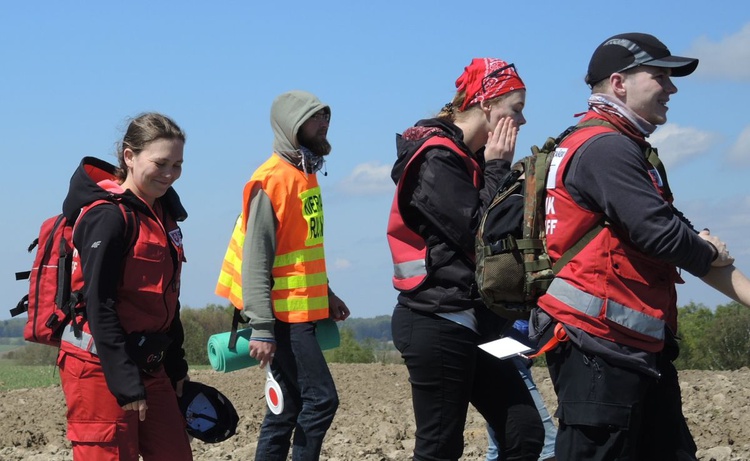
[585,33,699,87]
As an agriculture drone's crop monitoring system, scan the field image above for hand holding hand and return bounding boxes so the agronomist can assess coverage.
[699,229,735,267]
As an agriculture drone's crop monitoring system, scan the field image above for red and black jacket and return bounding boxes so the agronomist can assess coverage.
[388,118,510,314]
[61,157,188,406]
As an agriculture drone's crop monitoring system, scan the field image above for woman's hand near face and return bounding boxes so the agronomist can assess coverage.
[485,117,518,163]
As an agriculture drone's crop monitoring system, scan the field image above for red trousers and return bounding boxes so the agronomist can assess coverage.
[58,351,193,461]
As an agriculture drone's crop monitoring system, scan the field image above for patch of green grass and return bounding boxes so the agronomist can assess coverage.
[0,337,26,346]
[0,360,215,392]
[0,344,22,354]
[0,359,59,391]
[0,337,26,357]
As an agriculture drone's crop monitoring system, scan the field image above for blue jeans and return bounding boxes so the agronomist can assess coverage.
[255,320,339,461]
[487,357,557,461]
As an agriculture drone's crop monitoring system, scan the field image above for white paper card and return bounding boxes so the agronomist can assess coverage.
[479,337,534,360]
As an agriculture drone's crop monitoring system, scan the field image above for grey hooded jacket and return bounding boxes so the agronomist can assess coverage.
[241,91,330,340]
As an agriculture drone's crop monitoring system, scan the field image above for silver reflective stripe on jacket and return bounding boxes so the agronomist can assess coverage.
[61,324,98,355]
[546,277,665,341]
[393,259,426,280]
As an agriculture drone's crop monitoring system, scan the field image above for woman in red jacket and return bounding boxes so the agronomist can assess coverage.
[58,112,193,461]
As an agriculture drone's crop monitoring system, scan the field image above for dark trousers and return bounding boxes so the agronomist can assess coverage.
[392,306,544,461]
[547,340,697,461]
[255,320,339,461]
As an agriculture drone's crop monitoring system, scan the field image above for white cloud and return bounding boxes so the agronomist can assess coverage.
[688,23,750,81]
[331,258,352,270]
[728,125,750,166]
[649,124,718,168]
[338,162,394,195]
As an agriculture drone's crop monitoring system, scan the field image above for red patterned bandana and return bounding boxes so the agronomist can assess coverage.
[456,58,525,111]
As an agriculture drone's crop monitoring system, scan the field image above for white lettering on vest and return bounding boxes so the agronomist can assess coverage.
[546,219,558,235]
[72,248,79,274]
[545,196,556,215]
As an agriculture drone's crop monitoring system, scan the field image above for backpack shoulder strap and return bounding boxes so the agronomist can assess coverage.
[551,224,603,273]
[118,203,139,253]
[544,119,616,274]
[552,118,617,146]
[77,198,140,254]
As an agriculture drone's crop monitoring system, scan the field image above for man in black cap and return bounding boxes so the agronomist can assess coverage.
[532,33,750,460]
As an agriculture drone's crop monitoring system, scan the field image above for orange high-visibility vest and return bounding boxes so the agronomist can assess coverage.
[216,214,245,309]
[216,154,329,323]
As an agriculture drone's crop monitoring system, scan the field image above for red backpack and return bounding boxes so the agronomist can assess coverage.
[11,199,137,346]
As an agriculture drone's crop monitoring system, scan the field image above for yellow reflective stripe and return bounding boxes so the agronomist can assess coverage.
[229,214,246,245]
[274,295,329,313]
[272,272,329,291]
[216,271,233,290]
[216,214,246,309]
[217,249,241,283]
[273,247,325,268]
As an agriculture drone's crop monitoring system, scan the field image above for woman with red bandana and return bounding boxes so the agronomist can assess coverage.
[387,58,544,460]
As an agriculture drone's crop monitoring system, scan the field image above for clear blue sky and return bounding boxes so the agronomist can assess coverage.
[2,2,749,320]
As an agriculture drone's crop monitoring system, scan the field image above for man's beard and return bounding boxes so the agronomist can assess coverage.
[298,131,331,157]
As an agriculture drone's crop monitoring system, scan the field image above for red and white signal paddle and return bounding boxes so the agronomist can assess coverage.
[265,369,284,415]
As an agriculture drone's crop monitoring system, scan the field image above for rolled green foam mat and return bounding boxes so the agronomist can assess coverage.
[207,317,341,373]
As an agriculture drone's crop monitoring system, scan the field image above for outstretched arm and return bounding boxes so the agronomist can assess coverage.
[700,265,750,307]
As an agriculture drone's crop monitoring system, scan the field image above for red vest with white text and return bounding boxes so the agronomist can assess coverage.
[538,112,680,353]
[61,198,184,360]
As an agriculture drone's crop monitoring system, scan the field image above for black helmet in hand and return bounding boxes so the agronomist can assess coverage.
[178,381,239,443]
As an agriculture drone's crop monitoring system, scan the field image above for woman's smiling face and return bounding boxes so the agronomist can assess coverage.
[122,138,184,206]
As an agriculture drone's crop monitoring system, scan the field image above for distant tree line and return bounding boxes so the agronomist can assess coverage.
[0,319,25,338]
[3,304,397,366]
[336,315,393,342]
[4,302,749,369]
[0,307,395,341]
[674,301,750,370]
